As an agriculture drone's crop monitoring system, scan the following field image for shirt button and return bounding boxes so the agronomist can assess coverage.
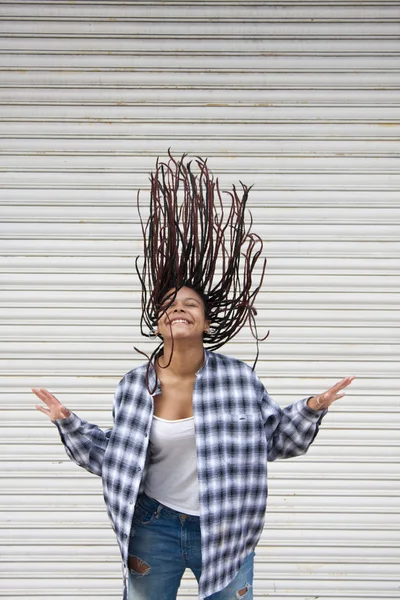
[123,534,127,539]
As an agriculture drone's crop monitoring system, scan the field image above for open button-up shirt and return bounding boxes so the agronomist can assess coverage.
[55,350,326,599]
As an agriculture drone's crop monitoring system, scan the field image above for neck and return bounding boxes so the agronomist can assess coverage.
[157,341,205,378]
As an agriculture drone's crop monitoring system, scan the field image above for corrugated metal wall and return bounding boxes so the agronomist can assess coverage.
[1,1,399,598]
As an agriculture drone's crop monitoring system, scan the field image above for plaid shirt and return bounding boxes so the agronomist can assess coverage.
[55,350,326,599]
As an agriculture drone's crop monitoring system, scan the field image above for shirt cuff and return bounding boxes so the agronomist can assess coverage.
[53,412,82,434]
[298,397,328,422]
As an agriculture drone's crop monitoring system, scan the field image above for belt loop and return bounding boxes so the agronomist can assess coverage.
[155,503,163,519]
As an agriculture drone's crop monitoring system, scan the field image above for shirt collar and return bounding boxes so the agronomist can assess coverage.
[196,348,209,375]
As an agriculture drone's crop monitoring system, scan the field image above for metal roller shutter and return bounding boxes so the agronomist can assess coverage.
[1,1,399,598]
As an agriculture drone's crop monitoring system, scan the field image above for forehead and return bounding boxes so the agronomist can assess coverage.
[161,287,204,304]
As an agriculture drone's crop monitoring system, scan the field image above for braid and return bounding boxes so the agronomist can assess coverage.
[135,151,268,390]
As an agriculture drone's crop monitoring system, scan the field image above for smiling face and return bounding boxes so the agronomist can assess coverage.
[156,287,210,343]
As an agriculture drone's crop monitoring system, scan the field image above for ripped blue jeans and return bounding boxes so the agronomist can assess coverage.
[128,493,254,600]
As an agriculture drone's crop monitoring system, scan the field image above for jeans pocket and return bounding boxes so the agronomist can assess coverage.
[133,501,156,526]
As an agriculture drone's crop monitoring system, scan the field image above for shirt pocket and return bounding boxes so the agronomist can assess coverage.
[221,411,262,464]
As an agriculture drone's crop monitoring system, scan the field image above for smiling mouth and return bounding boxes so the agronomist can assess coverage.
[170,319,191,325]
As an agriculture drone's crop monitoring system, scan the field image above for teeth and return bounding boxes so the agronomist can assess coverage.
[172,319,190,324]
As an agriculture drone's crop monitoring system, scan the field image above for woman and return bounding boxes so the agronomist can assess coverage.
[33,154,354,600]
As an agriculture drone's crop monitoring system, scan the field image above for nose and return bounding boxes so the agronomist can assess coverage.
[173,305,186,312]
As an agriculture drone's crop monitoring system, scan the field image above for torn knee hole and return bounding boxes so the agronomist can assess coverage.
[236,584,250,598]
[128,555,151,576]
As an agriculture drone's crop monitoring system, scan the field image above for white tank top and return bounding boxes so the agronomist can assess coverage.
[144,415,200,516]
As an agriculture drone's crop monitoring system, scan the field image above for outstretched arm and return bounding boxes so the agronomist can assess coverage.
[32,385,120,477]
[260,376,355,461]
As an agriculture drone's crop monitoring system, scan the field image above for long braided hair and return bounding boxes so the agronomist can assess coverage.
[135,152,268,391]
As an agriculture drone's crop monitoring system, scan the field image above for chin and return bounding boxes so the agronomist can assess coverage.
[164,332,202,341]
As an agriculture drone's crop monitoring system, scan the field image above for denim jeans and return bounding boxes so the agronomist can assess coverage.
[128,493,254,600]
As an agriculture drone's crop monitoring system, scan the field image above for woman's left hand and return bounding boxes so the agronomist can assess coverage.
[307,376,355,411]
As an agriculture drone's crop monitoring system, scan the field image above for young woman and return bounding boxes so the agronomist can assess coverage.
[33,154,354,600]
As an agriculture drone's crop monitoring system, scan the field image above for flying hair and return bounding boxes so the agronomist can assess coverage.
[135,151,268,392]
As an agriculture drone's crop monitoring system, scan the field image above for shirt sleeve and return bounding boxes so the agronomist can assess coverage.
[258,386,328,462]
[52,378,124,477]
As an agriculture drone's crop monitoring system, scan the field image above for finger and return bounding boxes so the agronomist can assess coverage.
[32,388,51,400]
[331,376,352,391]
[32,389,53,408]
[35,404,52,417]
[38,388,57,400]
[32,388,51,406]
[329,376,355,394]
[36,388,61,407]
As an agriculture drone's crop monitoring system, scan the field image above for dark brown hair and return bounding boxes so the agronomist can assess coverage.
[135,152,268,389]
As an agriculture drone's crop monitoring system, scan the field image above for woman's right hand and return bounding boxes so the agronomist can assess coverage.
[32,388,71,421]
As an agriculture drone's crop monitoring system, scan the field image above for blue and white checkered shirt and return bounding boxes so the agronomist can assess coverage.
[55,350,326,599]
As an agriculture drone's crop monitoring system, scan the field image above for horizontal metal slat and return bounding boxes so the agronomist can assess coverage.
[6,359,400,379]
[2,20,400,35]
[3,103,400,120]
[2,443,398,463]
[1,543,398,563]
[2,324,399,343]
[2,343,399,362]
[1,288,396,306]
[2,37,400,53]
[1,459,398,479]
[2,289,398,306]
[1,560,399,579]
[1,229,399,247]
[0,475,396,497]
[5,394,400,414]
[2,172,400,189]
[2,3,400,20]
[1,253,399,270]
[2,120,399,139]
[3,524,399,546]
[1,509,399,530]
[2,137,400,154]
[2,272,399,291]
[0,307,397,326]
[0,574,399,597]
[1,188,399,207]
[2,69,400,87]
[1,426,398,448]
[2,377,398,395]
[3,154,400,171]
[1,493,398,513]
